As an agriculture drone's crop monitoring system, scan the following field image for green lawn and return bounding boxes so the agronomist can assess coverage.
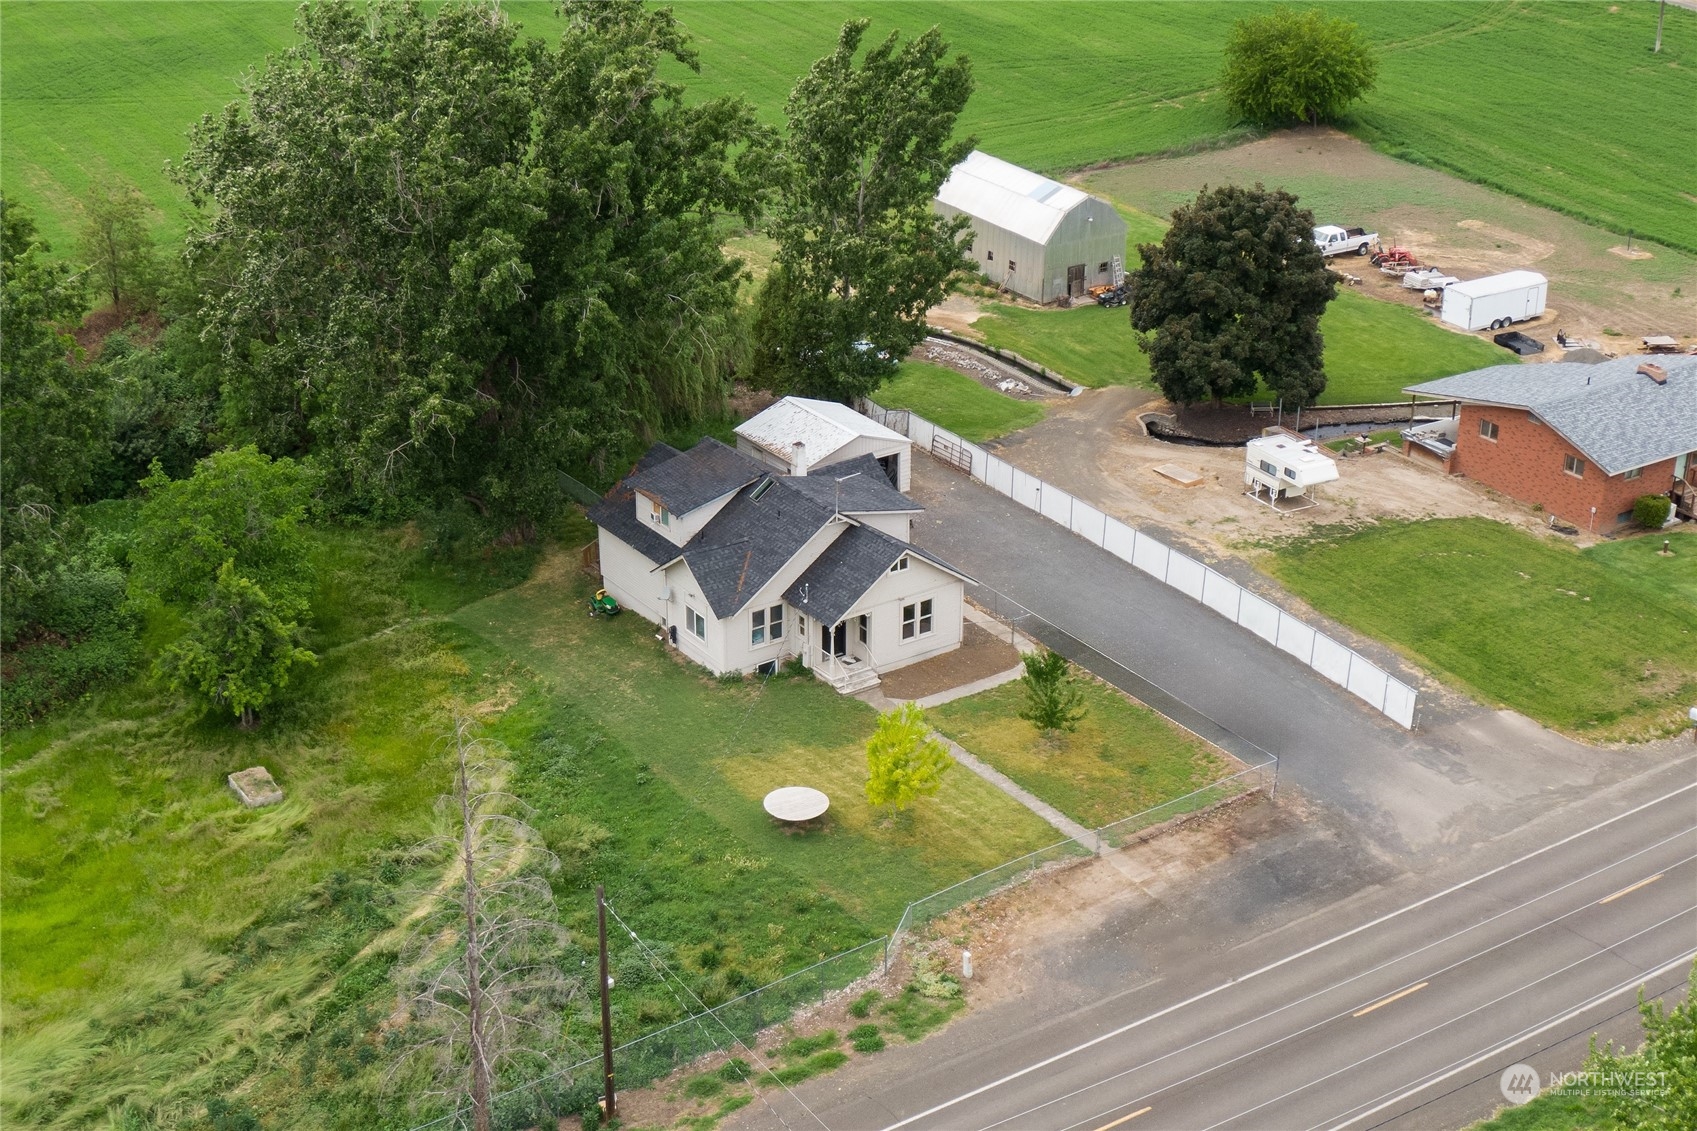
[5,2,1691,251]
[1467,1090,1617,1130]
[875,360,1044,443]
[929,668,1232,829]
[970,288,1504,403]
[1266,520,1697,737]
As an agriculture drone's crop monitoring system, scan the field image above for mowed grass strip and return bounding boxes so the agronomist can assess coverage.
[929,669,1232,829]
[1267,520,1697,736]
[969,287,1499,402]
[875,360,1044,443]
[450,549,1058,926]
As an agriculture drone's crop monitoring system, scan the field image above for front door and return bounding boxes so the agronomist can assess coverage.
[1067,264,1086,298]
[819,621,847,658]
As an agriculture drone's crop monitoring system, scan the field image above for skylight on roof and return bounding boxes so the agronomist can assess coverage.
[1028,181,1066,203]
[750,477,774,501]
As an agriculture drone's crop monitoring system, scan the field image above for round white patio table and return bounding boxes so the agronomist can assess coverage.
[763,786,830,825]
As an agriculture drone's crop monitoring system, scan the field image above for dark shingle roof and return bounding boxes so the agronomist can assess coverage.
[676,480,838,618]
[586,445,682,566]
[783,527,974,626]
[1404,355,1697,475]
[624,436,764,515]
[782,525,908,626]
[591,438,957,621]
[781,454,920,514]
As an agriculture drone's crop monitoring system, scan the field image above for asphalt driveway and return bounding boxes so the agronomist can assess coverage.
[905,456,1663,859]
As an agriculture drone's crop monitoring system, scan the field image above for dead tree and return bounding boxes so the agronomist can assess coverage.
[391,717,578,1131]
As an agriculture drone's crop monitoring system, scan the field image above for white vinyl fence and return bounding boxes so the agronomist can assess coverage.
[863,400,1419,729]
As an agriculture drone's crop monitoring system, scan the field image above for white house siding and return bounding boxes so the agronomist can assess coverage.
[596,529,670,624]
[635,488,739,548]
[838,559,965,675]
[848,512,913,540]
[812,436,911,493]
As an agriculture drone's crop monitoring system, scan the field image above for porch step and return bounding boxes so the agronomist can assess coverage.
[822,660,881,694]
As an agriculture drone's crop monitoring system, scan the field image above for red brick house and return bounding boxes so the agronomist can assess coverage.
[1403,356,1697,532]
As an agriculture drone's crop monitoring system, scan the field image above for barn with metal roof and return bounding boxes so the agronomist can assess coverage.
[934,150,1128,304]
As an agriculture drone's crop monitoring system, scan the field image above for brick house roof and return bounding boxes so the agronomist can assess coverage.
[1405,355,1697,475]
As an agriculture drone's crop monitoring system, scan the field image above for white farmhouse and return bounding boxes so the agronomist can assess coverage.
[735,396,912,492]
[934,150,1128,304]
[589,438,971,693]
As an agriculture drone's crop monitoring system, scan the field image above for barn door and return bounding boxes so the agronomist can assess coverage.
[1067,264,1086,298]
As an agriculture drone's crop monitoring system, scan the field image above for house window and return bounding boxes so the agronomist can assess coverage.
[687,607,706,639]
[1623,467,1642,481]
[1563,454,1586,478]
[901,599,934,641]
[986,250,994,262]
[652,503,671,526]
[749,604,783,645]
[1098,261,1109,273]
[1616,511,1633,526]
[1478,419,1499,441]
[889,556,908,573]
[857,614,869,644]
[1008,260,1016,271]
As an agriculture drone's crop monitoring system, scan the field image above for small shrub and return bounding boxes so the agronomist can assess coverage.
[881,986,964,1041]
[848,989,881,1019]
[773,1049,848,1086]
[717,1057,753,1083]
[908,953,962,1000]
[778,1030,839,1060]
[849,1023,886,1053]
[1018,650,1086,734]
[1634,494,1672,529]
[684,1073,725,1099]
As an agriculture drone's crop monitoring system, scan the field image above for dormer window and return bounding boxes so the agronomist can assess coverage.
[889,557,909,573]
[650,502,671,526]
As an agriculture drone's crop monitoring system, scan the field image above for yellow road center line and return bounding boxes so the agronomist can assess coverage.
[1092,1107,1153,1131]
[1354,981,1430,1018]
[1599,873,1663,904]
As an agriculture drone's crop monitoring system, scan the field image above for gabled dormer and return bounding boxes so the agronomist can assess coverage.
[622,438,765,548]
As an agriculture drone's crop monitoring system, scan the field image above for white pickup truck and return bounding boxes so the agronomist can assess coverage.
[1313,225,1378,257]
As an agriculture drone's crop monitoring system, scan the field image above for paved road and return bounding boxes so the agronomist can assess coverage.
[903,458,1663,858]
[727,760,1697,1131]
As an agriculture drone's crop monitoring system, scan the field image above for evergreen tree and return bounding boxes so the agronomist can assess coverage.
[1018,651,1087,734]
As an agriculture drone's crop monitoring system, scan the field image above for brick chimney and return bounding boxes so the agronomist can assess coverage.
[790,441,807,477]
[1638,362,1668,385]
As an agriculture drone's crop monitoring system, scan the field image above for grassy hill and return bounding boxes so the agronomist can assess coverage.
[4,1,1692,251]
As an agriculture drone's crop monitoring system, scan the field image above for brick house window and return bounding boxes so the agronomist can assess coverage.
[1623,467,1642,481]
[1563,454,1586,478]
[1478,419,1499,441]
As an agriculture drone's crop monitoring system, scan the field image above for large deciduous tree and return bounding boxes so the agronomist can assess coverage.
[1221,7,1378,128]
[753,19,975,403]
[177,0,764,528]
[1,198,100,638]
[1128,184,1335,408]
[1584,961,1697,1131]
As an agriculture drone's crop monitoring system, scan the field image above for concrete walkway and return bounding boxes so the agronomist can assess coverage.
[933,732,1098,849]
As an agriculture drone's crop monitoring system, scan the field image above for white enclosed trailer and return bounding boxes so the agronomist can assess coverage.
[1244,433,1338,510]
[1440,270,1548,331]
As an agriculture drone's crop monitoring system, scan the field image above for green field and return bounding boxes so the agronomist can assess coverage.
[1267,520,1697,738]
[4,2,1692,251]
[875,360,1044,443]
[970,287,1506,403]
[2,516,1064,1125]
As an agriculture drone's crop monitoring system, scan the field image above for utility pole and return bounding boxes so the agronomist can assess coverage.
[597,885,615,1122]
[1655,0,1666,53]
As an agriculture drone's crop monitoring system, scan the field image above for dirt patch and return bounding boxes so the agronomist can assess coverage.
[878,621,1019,701]
[987,385,1601,558]
[910,338,1061,401]
[1079,127,1697,348]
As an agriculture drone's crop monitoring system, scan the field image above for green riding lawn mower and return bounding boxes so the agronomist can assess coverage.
[588,588,622,618]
